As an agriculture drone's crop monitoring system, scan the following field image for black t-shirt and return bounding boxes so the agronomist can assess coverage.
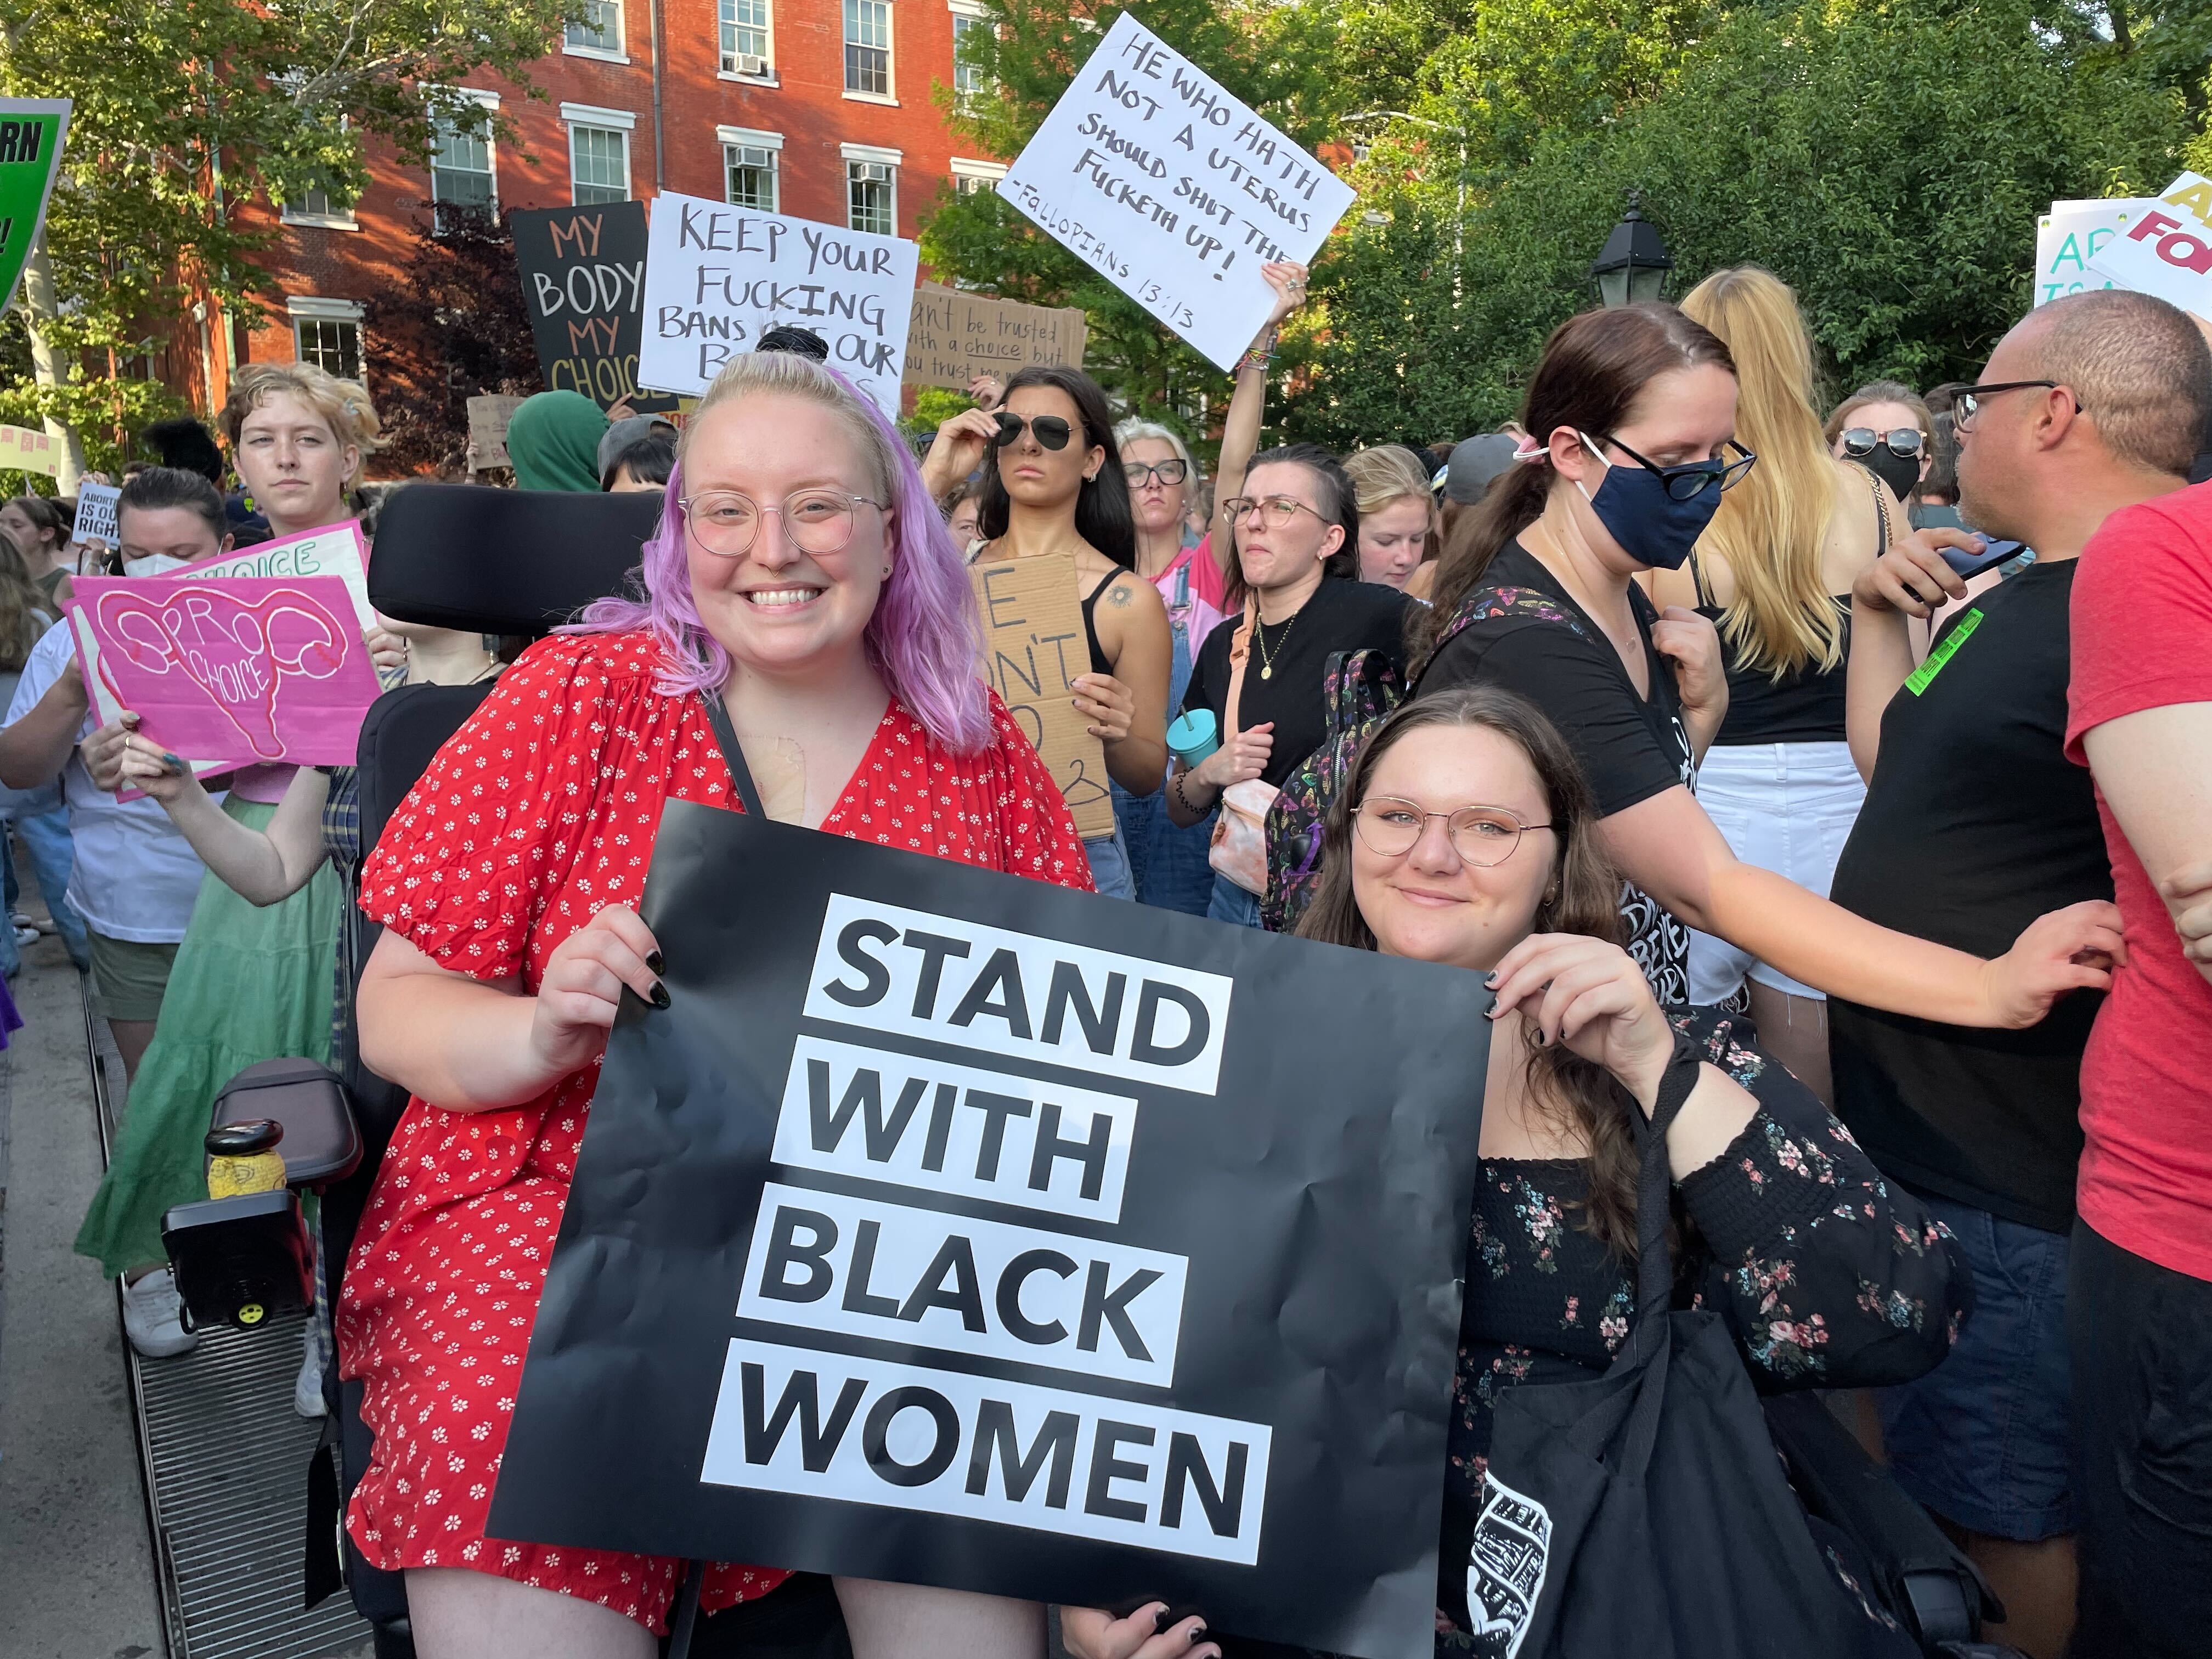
[1417,543,1695,1002]
[1827,560,2109,1234]
[1181,577,1414,790]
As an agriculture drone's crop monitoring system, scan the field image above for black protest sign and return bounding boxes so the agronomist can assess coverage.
[487,804,1491,1658]
[510,201,676,412]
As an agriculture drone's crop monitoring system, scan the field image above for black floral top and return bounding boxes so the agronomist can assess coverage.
[1425,1008,1971,1650]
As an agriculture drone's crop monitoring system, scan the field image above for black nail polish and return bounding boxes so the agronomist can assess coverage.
[645,950,664,975]
[648,981,671,1009]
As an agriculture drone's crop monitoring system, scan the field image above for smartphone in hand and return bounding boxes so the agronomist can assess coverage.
[1939,537,2025,579]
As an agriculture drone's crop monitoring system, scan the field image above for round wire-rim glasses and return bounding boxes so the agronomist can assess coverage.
[1353,797,1555,866]
[1222,494,1327,529]
[678,488,888,558]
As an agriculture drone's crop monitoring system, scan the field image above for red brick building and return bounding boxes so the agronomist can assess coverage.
[182,0,1001,463]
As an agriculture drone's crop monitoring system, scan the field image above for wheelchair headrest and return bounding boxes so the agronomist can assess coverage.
[367,484,666,634]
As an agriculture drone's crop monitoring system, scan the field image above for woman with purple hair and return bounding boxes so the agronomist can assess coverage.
[339,349,1092,1659]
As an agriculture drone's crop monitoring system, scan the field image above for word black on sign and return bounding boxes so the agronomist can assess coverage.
[488,804,1492,1659]
[510,201,676,412]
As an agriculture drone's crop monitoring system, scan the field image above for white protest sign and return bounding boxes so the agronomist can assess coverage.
[637,192,919,413]
[996,14,1356,371]
[2033,200,2153,307]
[71,481,120,548]
[2087,173,2212,318]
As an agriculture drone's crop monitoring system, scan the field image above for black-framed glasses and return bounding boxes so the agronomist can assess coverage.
[1839,427,1924,460]
[1594,433,1758,500]
[678,488,887,558]
[1125,458,1190,487]
[1353,797,1554,866]
[992,411,1074,450]
[1945,381,2083,434]
[1223,494,1327,529]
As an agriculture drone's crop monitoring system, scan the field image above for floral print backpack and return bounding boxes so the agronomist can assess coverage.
[1261,585,1588,933]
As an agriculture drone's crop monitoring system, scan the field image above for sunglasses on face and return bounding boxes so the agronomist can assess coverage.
[1839,427,1925,460]
[992,411,1075,451]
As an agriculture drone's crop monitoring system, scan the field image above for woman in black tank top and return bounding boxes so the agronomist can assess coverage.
[1645,269,1900,1104]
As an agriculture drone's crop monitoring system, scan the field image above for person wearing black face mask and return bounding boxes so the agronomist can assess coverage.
[1412,302,2123,1035]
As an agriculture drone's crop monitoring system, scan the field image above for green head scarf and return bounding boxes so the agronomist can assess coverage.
[506,390,611,493]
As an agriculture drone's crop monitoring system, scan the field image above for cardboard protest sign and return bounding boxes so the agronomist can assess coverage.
[904,284,1088,390]
[2087,173,2212,318]
[66,575,381,768]
[466,394,525,470]
[997,16,1355,371]
[970,550,1115,839]
[511,201,677,413]
[638,191,919,413]
[0,99,69,319]
[0,422,59,476]
[488,804,1492,1659]
[70,481,119,548]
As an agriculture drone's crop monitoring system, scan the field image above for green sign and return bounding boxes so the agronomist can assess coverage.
[0,99,70,319]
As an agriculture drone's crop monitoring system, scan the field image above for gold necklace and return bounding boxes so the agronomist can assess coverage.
[1252,608,1299,680]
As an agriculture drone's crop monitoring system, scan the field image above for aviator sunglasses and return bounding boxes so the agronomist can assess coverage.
[992,410,1075,450]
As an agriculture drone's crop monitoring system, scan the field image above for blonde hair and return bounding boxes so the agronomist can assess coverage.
[1342,444,1436,518]
[1679,268,1841,678]
[219,362,382,489]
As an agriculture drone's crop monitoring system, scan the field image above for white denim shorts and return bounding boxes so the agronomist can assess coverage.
[1688,740,1867,1003]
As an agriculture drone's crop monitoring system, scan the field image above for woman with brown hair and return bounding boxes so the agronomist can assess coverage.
[1412,301,2119,1040]
[1067,686,1972,1657]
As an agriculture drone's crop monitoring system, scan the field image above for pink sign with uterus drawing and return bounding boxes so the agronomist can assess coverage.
[66,575,381,768]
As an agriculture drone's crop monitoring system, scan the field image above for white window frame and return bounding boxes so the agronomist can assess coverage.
[425,87,500,234]
[563,0,630,63]
[842,0,897,105]
[287,297,366,382]
[948,1,991,100]
[842,142,901,235]
[950,156,1006,196]
[563,105,636,206]
[282,184,360,232]
[718,0,778,83]
[719,125,783,212]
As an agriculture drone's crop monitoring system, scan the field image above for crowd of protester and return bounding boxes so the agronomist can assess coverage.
[2,261,2206,1659]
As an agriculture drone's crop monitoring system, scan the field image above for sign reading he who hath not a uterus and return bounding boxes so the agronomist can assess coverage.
[638,193,919,413]
[996,15,1356,371]
[487,807,1497,1659]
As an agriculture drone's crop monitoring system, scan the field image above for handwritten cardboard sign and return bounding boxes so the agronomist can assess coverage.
[67,575,381,768]
[0,423,58,476]
[902,284,1088,389]
[2033,200,2152,307]
[467,394,526,470]
[996,15,1355,371]
[970,549,1114,840]
[637,191,919,413]
[512,201,677,414]
[2087,173,2212,318]
[71,480,119,548]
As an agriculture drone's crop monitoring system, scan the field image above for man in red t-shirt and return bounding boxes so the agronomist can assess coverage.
[2064,308,2212,1658]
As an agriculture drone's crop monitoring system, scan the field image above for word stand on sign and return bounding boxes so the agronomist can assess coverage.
[0,99,70,318]
[639,193,919,413]
[997,16,1355,371]
[903,284,1088,390]
[969,550,1115,839]
[486,807,1493,1659]
[512,202,676,413]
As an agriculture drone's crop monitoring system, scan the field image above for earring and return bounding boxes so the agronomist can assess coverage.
[882,565,894,579]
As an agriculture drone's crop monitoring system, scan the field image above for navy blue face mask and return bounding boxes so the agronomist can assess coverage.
[1573,432,1751,571]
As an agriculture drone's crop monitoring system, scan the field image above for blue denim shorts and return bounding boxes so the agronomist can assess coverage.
[1879,1193,2076,1541]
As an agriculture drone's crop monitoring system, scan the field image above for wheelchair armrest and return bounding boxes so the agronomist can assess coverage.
[162,1189,314,1333]
[212,1058,362,1188]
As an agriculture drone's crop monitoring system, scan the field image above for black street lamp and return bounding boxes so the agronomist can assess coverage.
[1589,189,1673,308]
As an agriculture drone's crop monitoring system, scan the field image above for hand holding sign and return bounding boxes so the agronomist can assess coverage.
[996,15,1353,370]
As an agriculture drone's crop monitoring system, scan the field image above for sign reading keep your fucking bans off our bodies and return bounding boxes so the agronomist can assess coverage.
[637,192,919,414]
[488,804,1495,1659]
[996,15,1355,371]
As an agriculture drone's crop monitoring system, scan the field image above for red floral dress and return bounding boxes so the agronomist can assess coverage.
[336,631,1093,1632]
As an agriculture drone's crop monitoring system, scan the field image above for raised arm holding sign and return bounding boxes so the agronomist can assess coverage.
[996,15,1354,370]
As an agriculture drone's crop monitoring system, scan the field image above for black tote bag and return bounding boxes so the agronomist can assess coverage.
[1468,1060,1923,1659]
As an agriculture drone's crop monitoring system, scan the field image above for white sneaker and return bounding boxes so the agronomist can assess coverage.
[120,1269,199,1359]
[13,924,37,945]
[295,1327,328,1418]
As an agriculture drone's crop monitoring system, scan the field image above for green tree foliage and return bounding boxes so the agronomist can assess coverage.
[0,0,577,464]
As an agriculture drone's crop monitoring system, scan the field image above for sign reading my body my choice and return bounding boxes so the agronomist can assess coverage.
[639,191,919,413]
[997,15,1355,371]
[511,201,678,413]
[489,805,1493,1659]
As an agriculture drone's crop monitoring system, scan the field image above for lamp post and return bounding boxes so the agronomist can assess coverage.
[1589,189,1673,308]
[1342,110,1468,313]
